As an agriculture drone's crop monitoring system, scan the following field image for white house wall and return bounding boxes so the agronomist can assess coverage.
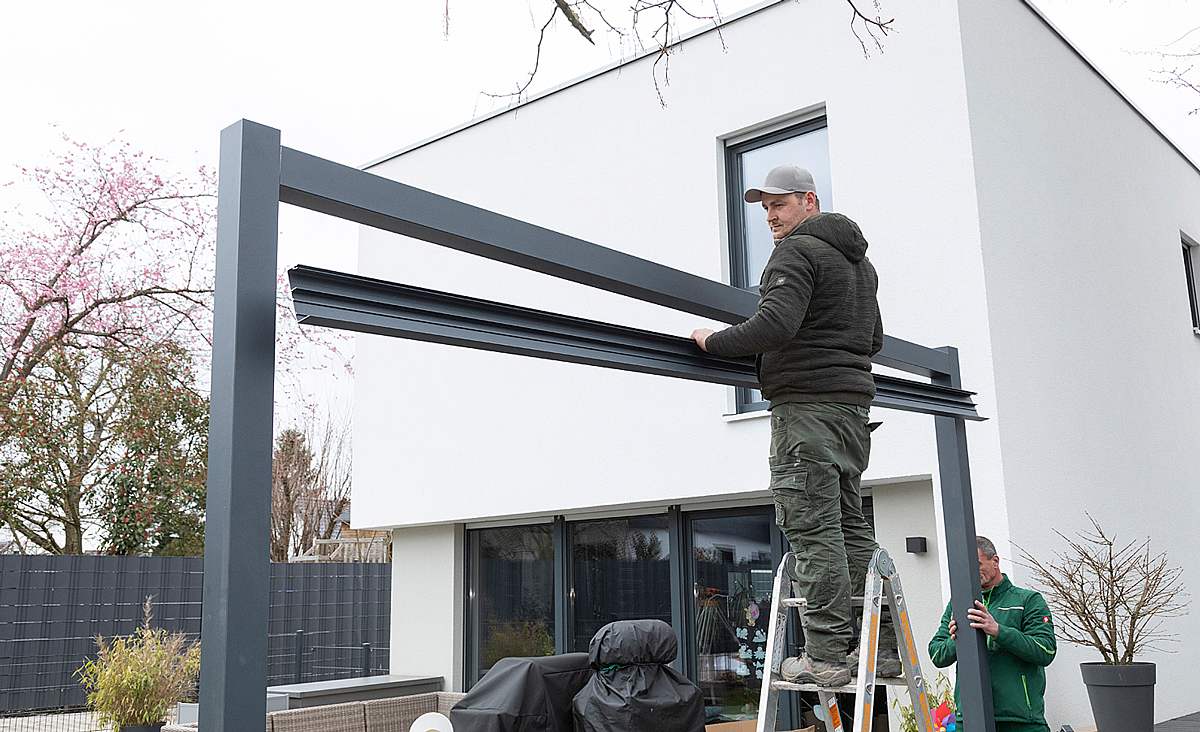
[354,0,1010,556]
[870,479,944,729]
[957,0,1200,725]
[389,524,465,691]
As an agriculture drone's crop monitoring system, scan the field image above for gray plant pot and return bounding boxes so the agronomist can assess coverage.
[1081,662,1155,732]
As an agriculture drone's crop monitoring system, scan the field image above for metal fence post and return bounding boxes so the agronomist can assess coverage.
[199,120,281,732]
[361,643,372,677]
[294,630,305,684]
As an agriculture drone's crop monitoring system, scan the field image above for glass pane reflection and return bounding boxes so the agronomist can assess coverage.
[691,511,775,723]
[738,126,832,286]
[571,516,672,652]
[471,525,555,679]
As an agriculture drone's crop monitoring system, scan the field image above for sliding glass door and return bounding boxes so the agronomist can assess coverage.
[466,524,555,682]
[570,516,672,652]
[689,509,778,724]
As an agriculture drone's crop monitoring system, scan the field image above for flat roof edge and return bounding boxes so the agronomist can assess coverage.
[363,0,1200,180]
[1020,0,1200,176]
[359,0,788,170]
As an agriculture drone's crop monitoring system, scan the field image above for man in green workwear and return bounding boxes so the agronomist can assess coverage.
[929,536,1057,732]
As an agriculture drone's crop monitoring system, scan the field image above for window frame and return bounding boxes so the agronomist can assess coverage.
[566,514,674,654]
[1183,235,1200,335]
[463,522,558,685]
[682,505,796,724]
[724,116,830,412]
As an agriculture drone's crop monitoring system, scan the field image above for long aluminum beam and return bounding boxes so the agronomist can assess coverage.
[277,148,955,379]
[288,266,981,421]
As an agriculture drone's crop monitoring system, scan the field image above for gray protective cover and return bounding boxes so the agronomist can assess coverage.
[451,653,592,732]
[571,620,705,732]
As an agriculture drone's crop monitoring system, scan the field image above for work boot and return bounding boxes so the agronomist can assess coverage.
[847,645,903,678]
[780,654,852,687]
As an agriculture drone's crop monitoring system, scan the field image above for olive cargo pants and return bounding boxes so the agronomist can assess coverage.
[769,402,894,663]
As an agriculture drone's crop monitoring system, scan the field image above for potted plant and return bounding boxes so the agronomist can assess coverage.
[893,672,955,732]
[1021,516,1187,732]
[77,597,201,732]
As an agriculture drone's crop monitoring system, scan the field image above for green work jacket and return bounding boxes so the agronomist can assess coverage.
[929,575,1057,725]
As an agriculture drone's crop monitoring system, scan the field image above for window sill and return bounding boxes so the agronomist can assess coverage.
[722,409,770,423]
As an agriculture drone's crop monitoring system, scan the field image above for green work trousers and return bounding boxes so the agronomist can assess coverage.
[768,401,893,663]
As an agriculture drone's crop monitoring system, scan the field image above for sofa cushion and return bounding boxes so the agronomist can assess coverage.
[364,692,468,731]
[364,693,432,732]
[436,692,467,716]
[271,701,365,732]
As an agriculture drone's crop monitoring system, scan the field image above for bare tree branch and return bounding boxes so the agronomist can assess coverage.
[483,4,561,101]
[474,0,796,107]
[1166,24,1200,47]
[1018,514,1187,664]
[1149,21,1200,115]
[556,0,596,44]
[845,0,895,56]
[1157,63,1200,115]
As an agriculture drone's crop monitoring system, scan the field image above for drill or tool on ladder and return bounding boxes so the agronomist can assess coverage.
[756,548,935,732]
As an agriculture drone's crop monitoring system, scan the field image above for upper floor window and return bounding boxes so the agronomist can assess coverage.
[725,117,832,409]
[727,118,832,290]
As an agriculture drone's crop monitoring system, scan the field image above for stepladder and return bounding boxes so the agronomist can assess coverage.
[756,548,935,732]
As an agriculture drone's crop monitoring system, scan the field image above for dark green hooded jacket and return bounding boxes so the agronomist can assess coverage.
[705,212,882,408]
[929,575,1057,726]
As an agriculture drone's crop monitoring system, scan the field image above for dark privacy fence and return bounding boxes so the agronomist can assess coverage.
[0,555,391,715]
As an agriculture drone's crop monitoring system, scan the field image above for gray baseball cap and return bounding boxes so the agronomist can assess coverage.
[744,165,817,203]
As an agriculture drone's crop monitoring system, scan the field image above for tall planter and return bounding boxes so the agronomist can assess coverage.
[1081,662,1155,732]
[76,599,201,732]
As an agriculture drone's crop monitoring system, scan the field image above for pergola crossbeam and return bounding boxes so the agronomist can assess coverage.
[277,147,954,379]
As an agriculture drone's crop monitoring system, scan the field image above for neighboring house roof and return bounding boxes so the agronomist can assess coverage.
[361,0,1199,177]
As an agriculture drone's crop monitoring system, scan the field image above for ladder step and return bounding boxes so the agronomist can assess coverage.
[780,596,887,608]
[782,597,883,607]
[770,676,912,694]
[851,595,889,606]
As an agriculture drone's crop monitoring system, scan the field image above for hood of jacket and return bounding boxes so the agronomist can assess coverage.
[784,212,869,262]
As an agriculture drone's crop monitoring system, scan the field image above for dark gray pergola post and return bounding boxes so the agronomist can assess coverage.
[200,120,281,732]
[201,121,997,731]
[934,347,995,732]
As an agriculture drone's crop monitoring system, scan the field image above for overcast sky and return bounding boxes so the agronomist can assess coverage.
[3,0,1198,422]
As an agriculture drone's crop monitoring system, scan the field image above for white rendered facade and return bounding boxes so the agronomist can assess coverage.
[354,0,1200,726]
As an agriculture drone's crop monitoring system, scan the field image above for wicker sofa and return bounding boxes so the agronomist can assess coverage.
[163,691,466,732]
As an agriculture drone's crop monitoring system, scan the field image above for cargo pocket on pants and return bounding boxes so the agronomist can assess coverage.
[769,456,812,533]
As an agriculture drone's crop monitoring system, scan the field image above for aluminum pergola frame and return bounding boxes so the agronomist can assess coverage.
[202,120,996,731]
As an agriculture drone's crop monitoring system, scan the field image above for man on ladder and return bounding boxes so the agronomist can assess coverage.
[692,164,900,687]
